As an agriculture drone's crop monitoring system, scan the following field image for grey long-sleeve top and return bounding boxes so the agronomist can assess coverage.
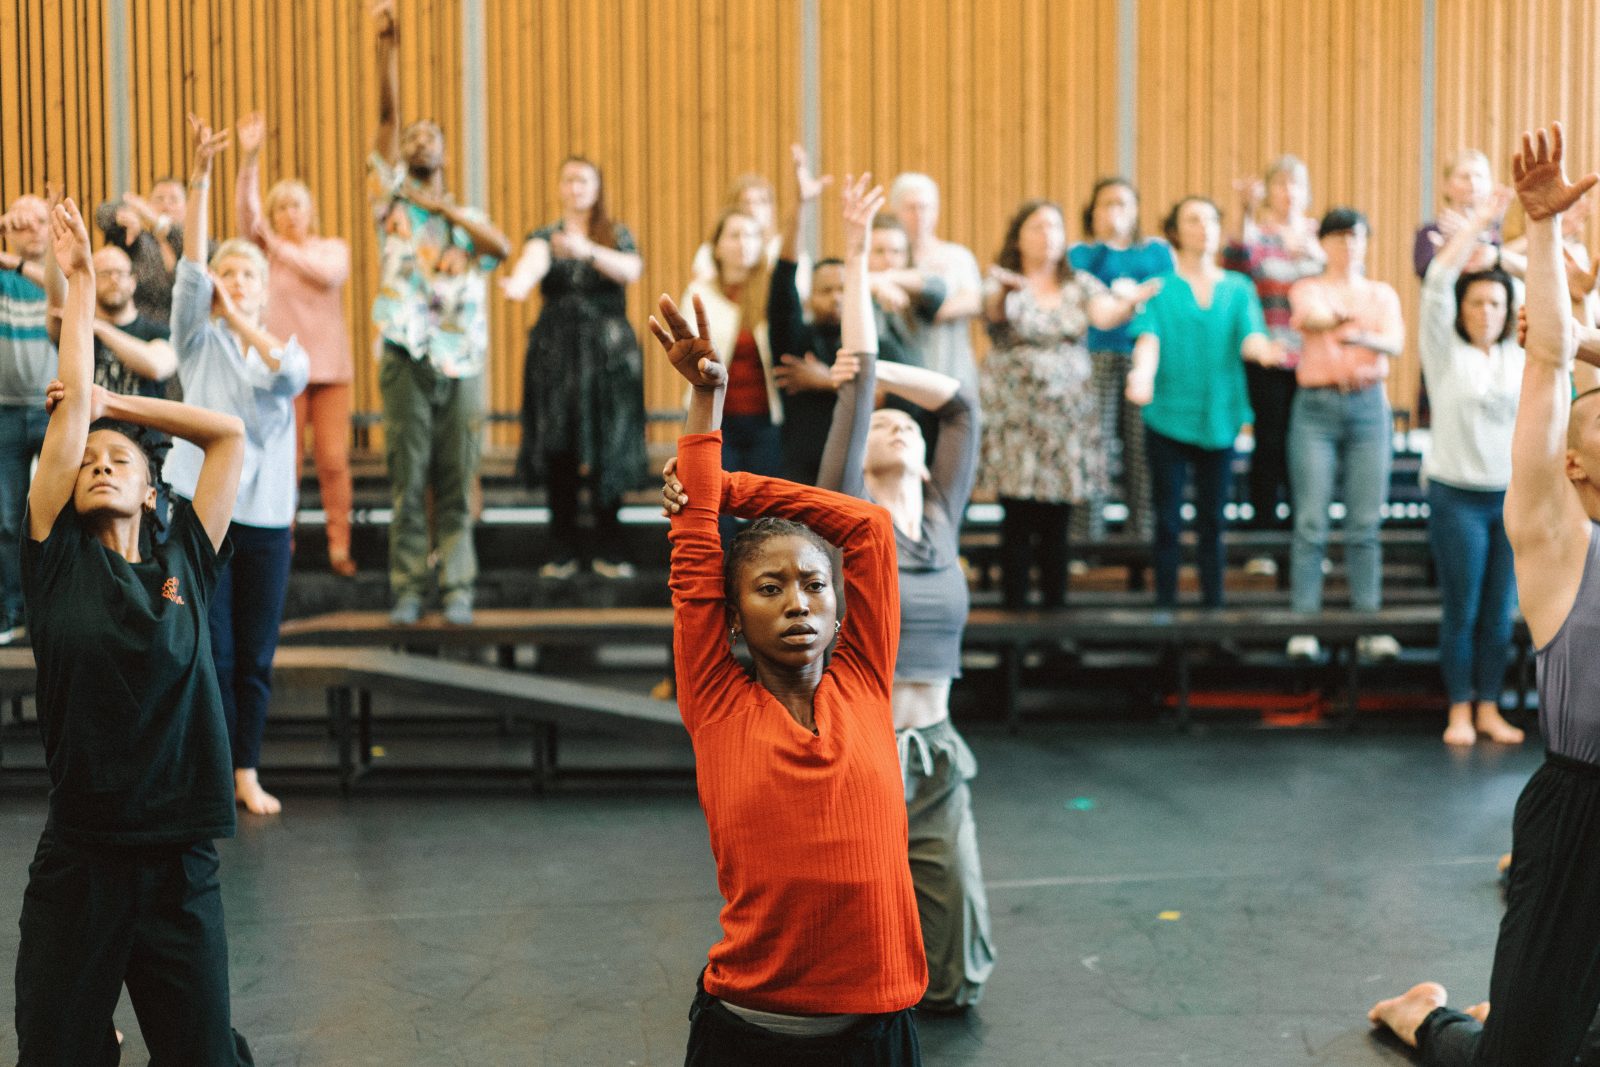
[816,348,980,682]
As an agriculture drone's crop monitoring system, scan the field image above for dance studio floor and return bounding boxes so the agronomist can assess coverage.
[0,721,1535,1065]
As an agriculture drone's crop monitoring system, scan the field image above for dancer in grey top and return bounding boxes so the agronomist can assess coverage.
[1370,122,1600,1066]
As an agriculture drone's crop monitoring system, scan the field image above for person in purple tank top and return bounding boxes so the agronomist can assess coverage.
[1369,122,1600,1067]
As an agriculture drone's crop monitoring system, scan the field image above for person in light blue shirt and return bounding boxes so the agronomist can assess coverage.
[1068,177,1174,544]
[1126,196,1275,608]
[169,114,308,817]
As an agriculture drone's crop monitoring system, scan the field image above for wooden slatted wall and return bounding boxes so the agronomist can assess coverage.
[815,0,1121,291]
[1135,0,1427,412]
[484,0,802,445]
[6,0,1600,437]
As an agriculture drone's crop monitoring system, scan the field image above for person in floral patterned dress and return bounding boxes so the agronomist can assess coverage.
[979,199,1159,609]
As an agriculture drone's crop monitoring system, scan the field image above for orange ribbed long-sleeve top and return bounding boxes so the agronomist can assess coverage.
[669,432,927,1015]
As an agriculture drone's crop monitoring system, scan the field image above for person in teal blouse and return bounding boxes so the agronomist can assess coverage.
[1126,196,1279,607]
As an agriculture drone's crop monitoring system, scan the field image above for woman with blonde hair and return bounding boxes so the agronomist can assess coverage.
[234,111,355,577]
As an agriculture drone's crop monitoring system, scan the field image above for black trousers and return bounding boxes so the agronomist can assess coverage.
[1415,753,1600,1066]
[1146,428,1233,608]
[1244,362,1296,530]
[14,834,253,1066]
[543,449,625,563]
[998,497,1072,610]
[686,984,921,1066]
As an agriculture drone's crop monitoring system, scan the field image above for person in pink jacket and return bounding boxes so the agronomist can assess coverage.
[235,111,356,576]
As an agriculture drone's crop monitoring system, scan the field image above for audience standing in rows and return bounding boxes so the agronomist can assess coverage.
[503,155,648,580]
[235,112,358,578]
[368,0,510,627]
[1125,197,1273,609]
[1283,209,1406,661]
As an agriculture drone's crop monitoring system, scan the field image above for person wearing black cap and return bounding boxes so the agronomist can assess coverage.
[1282,207,1405,660]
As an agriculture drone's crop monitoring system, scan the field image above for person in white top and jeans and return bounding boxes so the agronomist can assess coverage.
[1419,188,1527,745]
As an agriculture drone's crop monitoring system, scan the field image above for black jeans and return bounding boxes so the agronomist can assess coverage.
[1146,428,1233,608]
[14,835,254,1065]
[998,498,1072,610]
[1244,362,1296,530]
[686,984,921,1066]
[1414,753,1600,1065]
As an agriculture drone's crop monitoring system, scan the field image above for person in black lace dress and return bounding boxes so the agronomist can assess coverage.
[502,156,649,579]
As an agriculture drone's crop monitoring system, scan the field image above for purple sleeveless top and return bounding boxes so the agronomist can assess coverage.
[1536,524,1600,764]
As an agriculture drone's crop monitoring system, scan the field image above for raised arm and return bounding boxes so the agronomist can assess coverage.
[652,292,740,726]
[372,0,400,164]
[1086,278,1161,331]
[92,321,177,382]
[1504,122,1600,646]
[183,114,230,266]
[28,200,95,540]
[813,175,886,498]
[888,362,977,518]
[95,391,244,550]
[235,112,266,246]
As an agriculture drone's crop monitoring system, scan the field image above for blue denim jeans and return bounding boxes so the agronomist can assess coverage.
[207,520,293,770]
[1146,427,1233,608]
[1287,385,1392,613]
[1427,481,1517,705]
[0,402,50,629]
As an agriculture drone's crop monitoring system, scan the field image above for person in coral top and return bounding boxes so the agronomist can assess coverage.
[650,183,927,1064]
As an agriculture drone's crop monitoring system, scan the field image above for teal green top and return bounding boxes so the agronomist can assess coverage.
[1129,271,1267,450]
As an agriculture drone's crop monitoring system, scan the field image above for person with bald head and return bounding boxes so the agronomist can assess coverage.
[889,173,984,392]
[0,194,58,644]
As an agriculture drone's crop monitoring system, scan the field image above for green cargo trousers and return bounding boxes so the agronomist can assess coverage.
[379,344,484,603]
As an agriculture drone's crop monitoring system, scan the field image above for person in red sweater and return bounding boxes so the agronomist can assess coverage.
[650,223,928,1061]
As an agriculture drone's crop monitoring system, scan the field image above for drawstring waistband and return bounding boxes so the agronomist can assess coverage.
[897,727,934,778]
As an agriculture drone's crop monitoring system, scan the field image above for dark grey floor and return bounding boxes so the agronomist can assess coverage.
[0,723,1536,1066]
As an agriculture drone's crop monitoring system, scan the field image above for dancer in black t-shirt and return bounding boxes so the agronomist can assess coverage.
[12,193,253,1064]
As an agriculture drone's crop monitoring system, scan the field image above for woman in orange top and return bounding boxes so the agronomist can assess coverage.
[650,175,926,1067]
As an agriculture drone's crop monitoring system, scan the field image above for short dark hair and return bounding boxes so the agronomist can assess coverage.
[150,176,183,189]
[813,257,845,272]
[1454,268,1517,345]
[1081,176,1140,240]
[1161,196,1221,251]
[724,517,833,601]
[1318,206,1368,239]
[871,215,906,233]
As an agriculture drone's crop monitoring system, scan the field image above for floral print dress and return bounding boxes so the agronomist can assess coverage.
[979,275,1109,504]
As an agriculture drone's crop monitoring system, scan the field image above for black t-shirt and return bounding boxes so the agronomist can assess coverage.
[22,499,235,844]
[94,315,171,399]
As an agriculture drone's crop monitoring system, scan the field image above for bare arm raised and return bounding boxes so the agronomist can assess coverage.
[1504,122,1600,647]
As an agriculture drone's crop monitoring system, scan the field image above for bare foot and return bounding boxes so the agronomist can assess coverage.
[234,768,283,815]
[1369,982,1449,1048]
[1476,704,1526,745]
[1465,1001,1491,1024]
[1443,703,1476,746]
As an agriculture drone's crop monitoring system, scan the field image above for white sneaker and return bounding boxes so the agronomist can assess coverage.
[538,558,580,580]
[1068,559,1090,577]
[1286,635,1321,660]
[1321,557,1333,575]
[0,625,26,646]
[1245,556,1278,577]
[590,559,636,580]
[1358,634,1402,661]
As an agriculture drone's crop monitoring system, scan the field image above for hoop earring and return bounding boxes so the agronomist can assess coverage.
[834,620,841,636]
